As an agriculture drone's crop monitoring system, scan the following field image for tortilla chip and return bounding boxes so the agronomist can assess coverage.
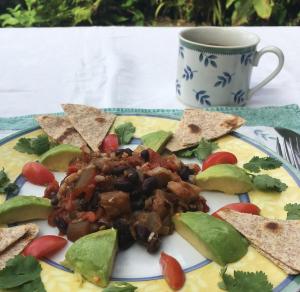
[0,224,39,270]
[0,225,27,253]
[166,109,245,152]
[36,115,86,148]
[218,209,300,274]
[62,104,116,152]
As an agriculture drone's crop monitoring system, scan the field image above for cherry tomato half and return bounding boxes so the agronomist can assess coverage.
[22,162,55,186]
[212,202,261,220]
[202,151,238,171]
[23,235,67,259]
[160,252,185,291]
[101,134,119,153]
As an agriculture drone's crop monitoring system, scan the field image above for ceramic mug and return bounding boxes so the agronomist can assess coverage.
[176,27,284,107]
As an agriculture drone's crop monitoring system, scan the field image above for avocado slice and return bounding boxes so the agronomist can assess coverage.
[0,196,52,224]
[39,144,81,172]
[173,212,248,266]
[63,229,117,287]
[195,164,253,194]
[141,130,172,153]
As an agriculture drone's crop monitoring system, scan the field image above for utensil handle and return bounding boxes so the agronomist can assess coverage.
[248,46,284,98]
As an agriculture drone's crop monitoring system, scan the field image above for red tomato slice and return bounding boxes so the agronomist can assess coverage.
[22,162,55,186]
[212,202,261,219]
[202,151,238,171]
[101,134,119,153]
[23,235,67,259]
[160,252,185,290]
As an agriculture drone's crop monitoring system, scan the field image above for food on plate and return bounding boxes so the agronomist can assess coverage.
[166,109,245,152]
[39,144,81,171]
[284,203,300,220]
[0,196,51,224]
[36,115,86,148]
[243,156,282,173]
[63,229,117,287]
[47,147,209,253]
[195,164,253,194]
[173,212,248,266]
[0,224,38,270]
[141,130,173,153]
[212,202,260,219]
[201,151,238,171]
[22,161,55,185]
[114,122,136,145]
[23,235,67,259]
[160,251,185,290]
[103,282,138,291]
[101,134,119,153]
[62,103,116,152]
[218,209,300,274]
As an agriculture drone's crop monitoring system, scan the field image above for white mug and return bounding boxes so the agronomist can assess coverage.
[176,27,284,107]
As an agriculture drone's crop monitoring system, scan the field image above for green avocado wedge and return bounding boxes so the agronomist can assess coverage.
[0,196,52,224]
[39,144,81,172]
[141,130,173,153]
[63,229,117,287]
[173,212,248,266]
[195,164,253,194]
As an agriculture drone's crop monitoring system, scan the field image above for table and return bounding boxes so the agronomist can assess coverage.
[0,27,299,118]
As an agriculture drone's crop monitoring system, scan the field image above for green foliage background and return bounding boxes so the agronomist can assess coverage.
[0,0,299,27]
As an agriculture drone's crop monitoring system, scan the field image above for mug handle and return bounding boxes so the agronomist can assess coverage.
[248,46,284,98]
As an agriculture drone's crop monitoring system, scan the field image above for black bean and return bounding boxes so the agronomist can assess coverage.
[78,198,89,211]
[146,232,161,253]
[135,224,151,243]
[90,223,100,233]
[127,169,139,184]
[114,177,134,192]
[140,149,150,161]
[131,198,145,211]
[142,177,158,195]
[178,166,190,181]
[130,189,143,201]
[89,192,100,211]
[123,148,133,156]
[51,196,59,206]
[113,219,135,250]
[55,217,68,234]
[115,148,133,157]
[111,165,128,176]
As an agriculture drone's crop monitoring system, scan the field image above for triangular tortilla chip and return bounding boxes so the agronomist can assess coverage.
[36,115,86,148]
[0,225,27,253]
[62,104,116,152]
[218,209,300,274]
[166,109,245,152]
[0,224,39,270]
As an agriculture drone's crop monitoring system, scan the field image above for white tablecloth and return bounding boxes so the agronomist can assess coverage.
[0,26,299,117]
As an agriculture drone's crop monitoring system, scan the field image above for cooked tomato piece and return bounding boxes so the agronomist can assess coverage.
[101,134,119,153]
[160,252,185,290]
[67,164,79,175]
[212,202,261,219]
[23,235,67,259]
[22,162,55,186]
[44,180,59,198]
[202,151,238,171]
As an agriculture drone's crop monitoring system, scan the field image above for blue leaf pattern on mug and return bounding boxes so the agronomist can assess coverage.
[214,72,234,87]
[193,89,211,106]
[182,65,197,81]
[179,46,184,59]
[232,90,245,104]
[176,79,181,95]
[199,53,218,68]
[240,52,253,65]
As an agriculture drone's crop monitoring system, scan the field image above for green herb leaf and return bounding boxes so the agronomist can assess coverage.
[175,148,195,158]
[243,156,282,173]
[0,255,44,289]
[219,268,273,292]
[114,122,136,145]
[4,182,20,197]
[20,277,46,292]
[284,203,300,220]
[252,174,287,192]
[14,135,52,155]
[193,138,218,161]
[103,281,138,292]
[0,168,10,192]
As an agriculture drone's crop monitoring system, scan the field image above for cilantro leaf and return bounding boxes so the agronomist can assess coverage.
[4,182,20,197]
[176,139,218,161]
[243,156,282,173]
[114,122,136,145]
[219,268,273,292]
[0,168,10,192]
[103,281,138,292]
[252,174,287,192]
[20,277,46,292]
[194,139,218,161]
[0,255,43,289]
[284,203,300,220]
[14,135,52,155]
